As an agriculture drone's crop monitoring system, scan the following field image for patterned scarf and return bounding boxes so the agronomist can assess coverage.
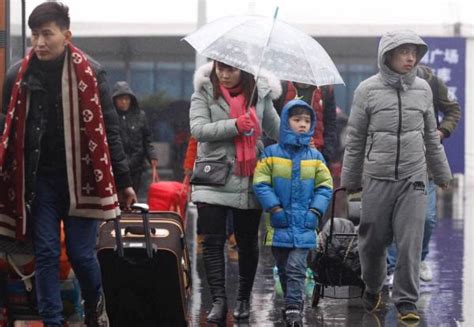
[219,84,261,176]
[0,43,120,241]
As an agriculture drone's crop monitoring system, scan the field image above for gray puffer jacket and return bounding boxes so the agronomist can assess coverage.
[190,62,281,209]
[341,30,452,190]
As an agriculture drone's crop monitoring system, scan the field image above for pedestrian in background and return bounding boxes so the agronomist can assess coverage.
[0,2,136,326]
[112,81,158,196]
[386,64,461,284]
[253,99,333,326]
[341,30,452,323]
[189,60,280,324]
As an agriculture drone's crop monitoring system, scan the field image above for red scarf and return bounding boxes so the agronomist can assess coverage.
[0,44,120,241]
[219,85,261,176]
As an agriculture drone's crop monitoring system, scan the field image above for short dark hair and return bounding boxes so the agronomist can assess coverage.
[288,106,312,118]
[28,2,70,30]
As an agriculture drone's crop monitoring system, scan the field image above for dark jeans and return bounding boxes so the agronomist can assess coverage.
[32,176,102,325]
[197,205,261,236]
[272,247,309,307]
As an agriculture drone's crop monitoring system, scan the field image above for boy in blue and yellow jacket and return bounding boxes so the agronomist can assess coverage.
[253,99,333,325]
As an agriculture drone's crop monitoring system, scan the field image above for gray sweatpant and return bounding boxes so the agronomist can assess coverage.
[359,172,427,305]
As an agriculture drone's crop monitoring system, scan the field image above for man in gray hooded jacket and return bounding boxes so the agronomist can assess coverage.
[341,30,451,322]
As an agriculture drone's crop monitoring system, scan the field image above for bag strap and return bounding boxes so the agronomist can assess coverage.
[172,175,191,215]
[151,161,160,183]
[7,254,35,291]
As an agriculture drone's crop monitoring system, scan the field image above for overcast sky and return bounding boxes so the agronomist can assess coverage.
[13,0,474,26]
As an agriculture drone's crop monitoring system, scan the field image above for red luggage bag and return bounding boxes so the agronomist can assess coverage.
[147,165,190,223]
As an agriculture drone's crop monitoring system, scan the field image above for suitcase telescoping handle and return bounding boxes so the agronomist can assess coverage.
[326,187,346,251]
[114,203,154,259]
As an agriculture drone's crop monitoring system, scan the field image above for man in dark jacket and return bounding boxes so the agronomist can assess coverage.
[112,81,158,194]
[274,82,337,164]
[0,3,135,326]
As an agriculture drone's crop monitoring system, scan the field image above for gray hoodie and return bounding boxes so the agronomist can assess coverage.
[341,30,452,190]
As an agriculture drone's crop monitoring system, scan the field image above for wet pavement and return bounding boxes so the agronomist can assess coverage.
[184,182,469,326]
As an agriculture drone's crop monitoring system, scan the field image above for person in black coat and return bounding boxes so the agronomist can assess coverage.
[0,3,135,326]
[112,81,158,194]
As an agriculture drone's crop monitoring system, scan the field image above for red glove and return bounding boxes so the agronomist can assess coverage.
[236,114,254,134]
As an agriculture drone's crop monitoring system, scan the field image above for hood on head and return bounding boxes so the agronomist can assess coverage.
[279,99,315,147]
[377,30,428,89]
[378,30,428,69]
[112,81,138,110]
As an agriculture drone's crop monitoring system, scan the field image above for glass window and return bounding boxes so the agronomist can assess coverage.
[182,62,196,99]
[334,64,376,113]
[103,61,126,89]
[131,62,155,97]
[155,62,183,99]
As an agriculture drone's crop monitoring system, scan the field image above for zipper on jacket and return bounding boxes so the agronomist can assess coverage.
[366,133,374,160]
[395,90,402,179]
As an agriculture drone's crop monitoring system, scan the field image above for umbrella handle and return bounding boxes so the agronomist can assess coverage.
[252,6,280,87]
[242,6,279,140]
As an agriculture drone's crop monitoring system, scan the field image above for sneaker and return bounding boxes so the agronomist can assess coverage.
[419,261,433,281]
[284,304,303,327]
[84,293,109,327]
[384,273,394,288]
[396,302,420,323]
[362,290,382,312]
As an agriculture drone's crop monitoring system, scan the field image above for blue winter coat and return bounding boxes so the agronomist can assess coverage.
[253,99,333,249]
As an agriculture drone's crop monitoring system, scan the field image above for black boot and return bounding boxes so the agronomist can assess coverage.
[233,299,250,320]
[84,292,109,327]
[202,234,228,324]
[233,233,259,320]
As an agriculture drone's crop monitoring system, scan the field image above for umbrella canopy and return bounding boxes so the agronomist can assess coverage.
[183,15,344,86]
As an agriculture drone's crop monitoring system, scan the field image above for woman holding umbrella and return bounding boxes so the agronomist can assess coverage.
[190,60,280,324]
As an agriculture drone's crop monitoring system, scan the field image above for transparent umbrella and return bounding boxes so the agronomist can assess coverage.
[183,12,344,87]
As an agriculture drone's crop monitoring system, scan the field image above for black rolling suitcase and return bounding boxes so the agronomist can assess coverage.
[97,204,191,327]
